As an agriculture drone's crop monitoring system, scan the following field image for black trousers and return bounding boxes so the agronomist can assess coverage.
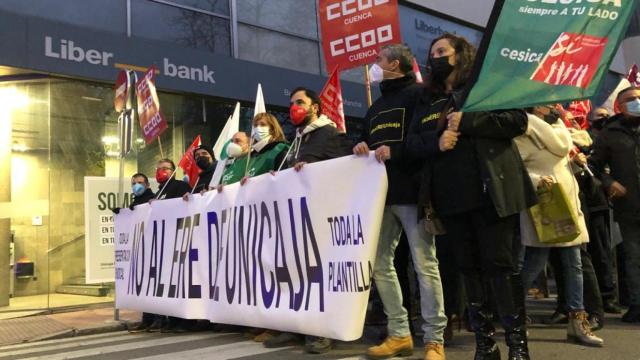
[441,206,518,277]
[436,232,465,317]
[586,210,618,300]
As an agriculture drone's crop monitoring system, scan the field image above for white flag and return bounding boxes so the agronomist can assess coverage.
[210,102,240,187]
[254,83,266,119]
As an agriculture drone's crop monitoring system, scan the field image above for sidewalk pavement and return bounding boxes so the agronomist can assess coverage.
[0,306,140,346]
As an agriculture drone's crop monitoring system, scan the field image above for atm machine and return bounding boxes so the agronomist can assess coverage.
[9,231,14,297]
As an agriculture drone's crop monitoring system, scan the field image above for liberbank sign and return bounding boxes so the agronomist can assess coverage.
[0,12,367,117]
[44,37,216,85]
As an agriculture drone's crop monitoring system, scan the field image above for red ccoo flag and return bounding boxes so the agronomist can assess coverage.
[412,57,423,84]
[178,135,202,188]
[319,67,346,132]
[628,64,640,86]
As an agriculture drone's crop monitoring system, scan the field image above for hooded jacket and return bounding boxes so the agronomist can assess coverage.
[360,73,422,205]
[285,115,351,167]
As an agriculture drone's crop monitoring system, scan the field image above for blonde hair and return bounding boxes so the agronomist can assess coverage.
[253,112,285,142]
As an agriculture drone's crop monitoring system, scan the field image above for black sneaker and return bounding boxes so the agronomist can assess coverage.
[147,319,164,333]
[588,313,604,331]
[622,305,640,323]
[602,299,623,314]
[263,332,304,348]
[128,322,149,333]
[304,336,334,354]
[543,310,568,325]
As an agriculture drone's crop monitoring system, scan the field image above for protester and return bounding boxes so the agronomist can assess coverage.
[353,43,446,360]
[516,105,603,346]
[153,158,192,332]
[589,107,611,138]
[155,158,191,200]
[589,86,640,323]
[406,33,537,360]
[245,112,289,179]
[282,87,352,170]
[226,113,289,342]
[262,87,351,354]
[219,132,250,186]
[114,173,161,333]
[191,145,216,193]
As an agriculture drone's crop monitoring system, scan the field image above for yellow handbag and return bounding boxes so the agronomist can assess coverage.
[528,182,581,244]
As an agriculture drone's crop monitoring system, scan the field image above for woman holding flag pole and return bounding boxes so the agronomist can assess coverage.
[406,33,537,360]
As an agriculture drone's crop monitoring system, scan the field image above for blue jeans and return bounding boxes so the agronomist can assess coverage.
[522,246,584,311]
[373,205,447,343]
[618,220,640,306]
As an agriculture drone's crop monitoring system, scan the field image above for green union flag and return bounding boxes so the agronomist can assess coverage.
[462,0,637,112]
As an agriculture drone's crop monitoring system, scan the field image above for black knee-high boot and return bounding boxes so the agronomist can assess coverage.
[464,274,500,360]
[489,273,530,360]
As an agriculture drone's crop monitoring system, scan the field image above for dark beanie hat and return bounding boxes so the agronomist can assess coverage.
[193,144,214,159]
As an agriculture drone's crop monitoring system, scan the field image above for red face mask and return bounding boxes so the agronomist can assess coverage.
[155,169,171,183]
[289,104,309,126]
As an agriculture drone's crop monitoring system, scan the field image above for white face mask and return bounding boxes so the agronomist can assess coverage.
[226,142,244,158]
[368,64,384,83]
[252,126,271,142]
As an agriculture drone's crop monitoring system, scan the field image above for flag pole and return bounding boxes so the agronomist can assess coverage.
[157,137,165,159]
[364,65,372,107]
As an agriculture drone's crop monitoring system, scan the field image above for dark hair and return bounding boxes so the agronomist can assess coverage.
[380,44,414,74]
[616,86,640,101]
[131,173,149,184]
[157,158,176,170]
[290,87,322,114]
[427,33,477,92]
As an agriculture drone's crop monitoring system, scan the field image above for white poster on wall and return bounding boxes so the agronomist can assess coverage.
[84,176,157,284]
[114,155,388,340]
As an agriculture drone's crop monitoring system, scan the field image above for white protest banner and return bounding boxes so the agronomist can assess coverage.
[114,155,387,340]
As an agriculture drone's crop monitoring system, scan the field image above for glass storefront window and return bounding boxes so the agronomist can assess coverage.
[0,76,243,313]
[0,0,127,35]
[132,0,231,55]
[1,81,50,311]
[238,24,320,75]
[237,0,319,39]
[160,0,229,16]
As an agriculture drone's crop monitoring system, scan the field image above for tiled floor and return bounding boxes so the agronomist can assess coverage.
[0,293,114,313]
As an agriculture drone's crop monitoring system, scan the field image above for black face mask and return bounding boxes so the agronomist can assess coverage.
[542,114,557,124]
[429,56,455,83]
[541,109,561,124]
[196,156,211,170]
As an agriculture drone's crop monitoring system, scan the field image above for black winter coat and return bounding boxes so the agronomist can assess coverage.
[157,178,191,200]
[589,114,640,222]
[360,74,422,205]
[286,123,352,167]
[193,162,216,194]
[406,89,537,218]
